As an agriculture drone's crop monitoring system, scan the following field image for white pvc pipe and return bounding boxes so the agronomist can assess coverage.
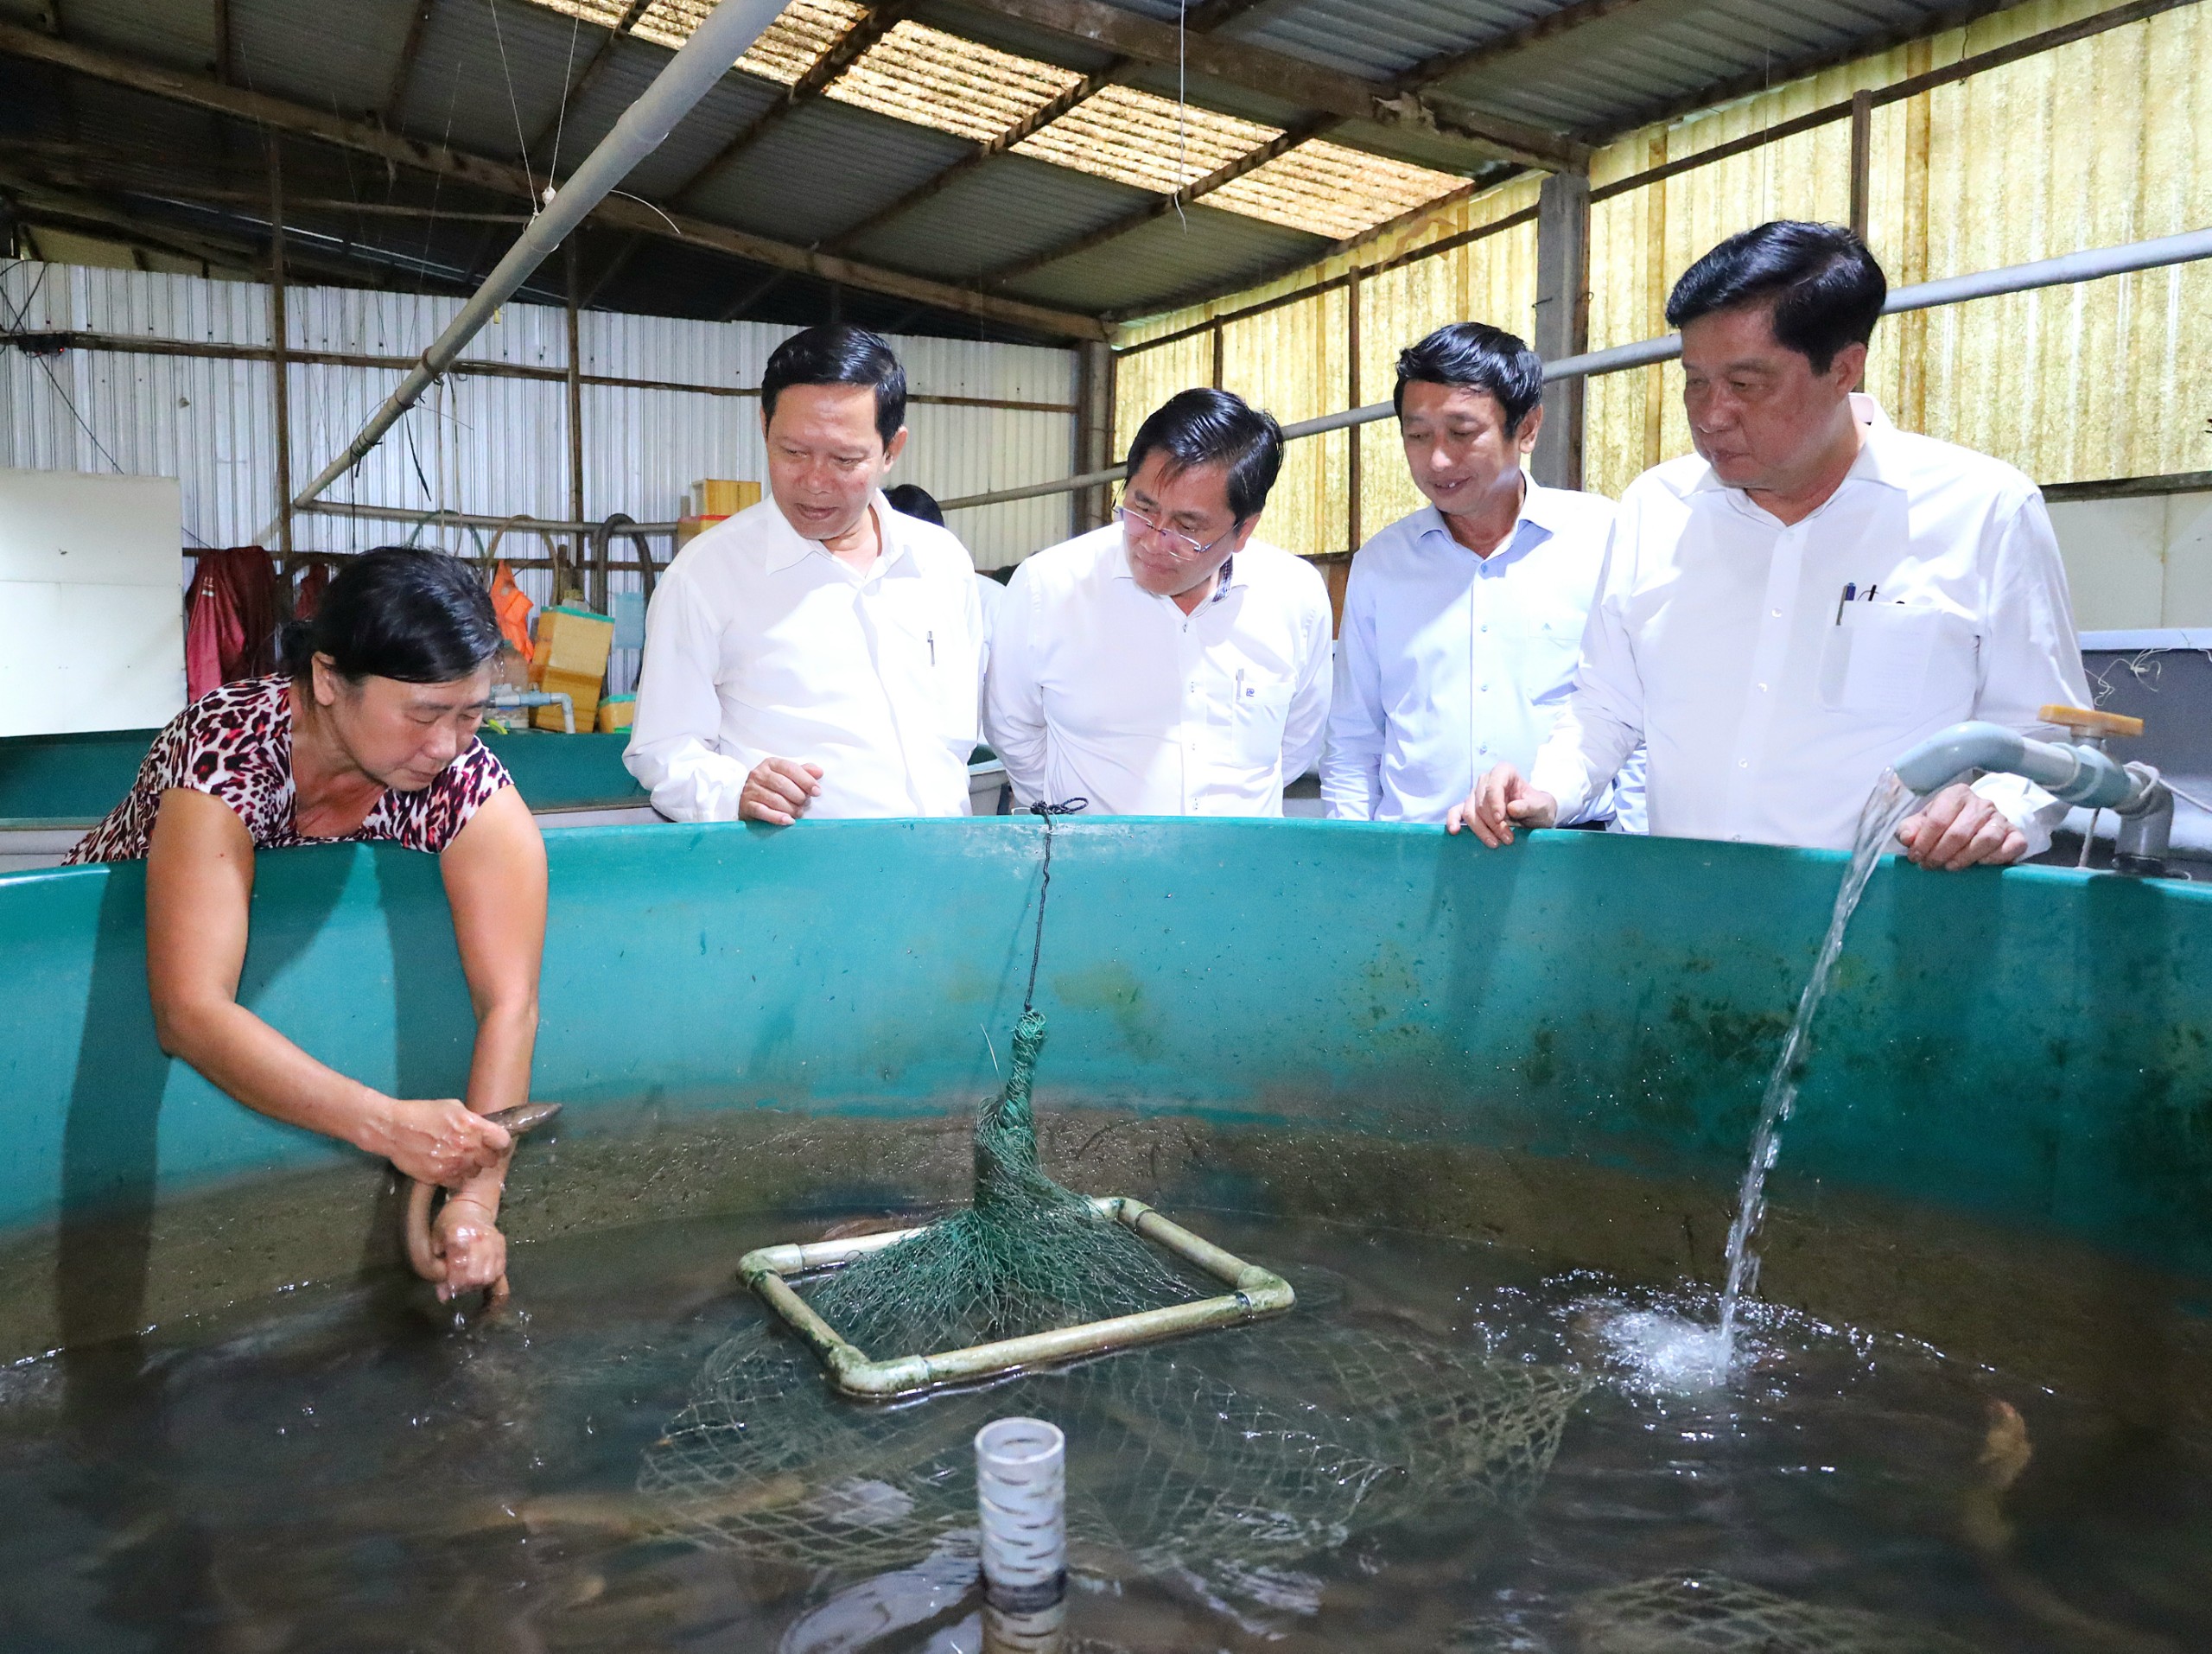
[975,1417,1066,1611]
[289,0,789,512]
[939,226,2212,512]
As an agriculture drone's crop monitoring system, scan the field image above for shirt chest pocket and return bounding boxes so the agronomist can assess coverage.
[1819,602,1975,717]
[1215,666,1294,766]
[1516,609,1586,703]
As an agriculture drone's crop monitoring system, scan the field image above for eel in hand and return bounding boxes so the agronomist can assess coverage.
[404,1101,563,1307]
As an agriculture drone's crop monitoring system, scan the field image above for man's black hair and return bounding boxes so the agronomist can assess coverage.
[278,546,501,684]
[760,323,906,446]
[1665,221,1888,373]
[1392,321,1545,432]
[883,483,944,526]
[1122,388,1283,523]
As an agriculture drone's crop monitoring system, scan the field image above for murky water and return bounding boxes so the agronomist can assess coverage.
[3,1202,2206,1653]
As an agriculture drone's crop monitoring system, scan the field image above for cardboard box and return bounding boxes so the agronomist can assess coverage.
[530,606,613,732]
[596,694,636,734]
[690,479,759,518]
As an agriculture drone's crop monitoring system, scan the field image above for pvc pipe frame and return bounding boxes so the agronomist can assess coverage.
[287,0,790,512]
[739,1196,1297,1402]
[939,226,2212,513]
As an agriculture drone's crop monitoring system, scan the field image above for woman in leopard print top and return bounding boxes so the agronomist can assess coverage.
[70,547,548,1306]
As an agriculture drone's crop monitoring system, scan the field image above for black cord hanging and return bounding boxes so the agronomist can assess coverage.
[1022,798,1087,1016]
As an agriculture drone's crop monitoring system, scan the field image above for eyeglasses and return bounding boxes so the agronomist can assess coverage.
[1115,498,1236,562]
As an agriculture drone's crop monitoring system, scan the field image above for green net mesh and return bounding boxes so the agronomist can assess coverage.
[793,1008,1203,1361]
[631,813,1592,1583]
[632,1008,1590,1578]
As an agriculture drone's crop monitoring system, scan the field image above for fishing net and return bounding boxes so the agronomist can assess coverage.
[631,806,1592,1581]
[1551,1574,1980,1654]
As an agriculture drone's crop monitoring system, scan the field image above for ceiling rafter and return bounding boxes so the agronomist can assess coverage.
[984,112,1332,288]
[667,0,918,203]
[381,0,438,126]
[0,19,1108,339]
[938,0,1586,173]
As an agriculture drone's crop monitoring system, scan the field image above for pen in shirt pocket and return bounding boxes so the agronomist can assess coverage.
[927,629,935,666]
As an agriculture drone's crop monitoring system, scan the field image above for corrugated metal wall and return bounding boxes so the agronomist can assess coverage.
[1113,0,2209,557]
[0,261,1079,579]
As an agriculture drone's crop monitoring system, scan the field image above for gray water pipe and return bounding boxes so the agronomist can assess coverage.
[941,225,2212,513]
[1893,720,2175,873]
[287,0,789,513]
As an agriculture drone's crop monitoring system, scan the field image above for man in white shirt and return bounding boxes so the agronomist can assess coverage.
[1323,321,1639,827]
[985,388,1332,816]
[625,326,984,823]
[1459,220,2088,869]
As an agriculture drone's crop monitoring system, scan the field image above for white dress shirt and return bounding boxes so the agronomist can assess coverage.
[984,524,1333,816]
[1530,396,2091,855]
[1322,479,1644,826]
[625,493,984,820]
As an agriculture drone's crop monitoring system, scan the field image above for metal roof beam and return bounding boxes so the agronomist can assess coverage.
[668,0,918,203]
[382,0,438,126]
[939,0,1586,172]
[825,59,1122,252]
[983,111,1334,288]
[0,19,1109,340]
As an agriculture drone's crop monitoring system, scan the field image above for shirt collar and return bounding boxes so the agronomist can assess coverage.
[1111,530,1246,601]
[1414,470,1554,568]
[1689,391,1904,499]
[762,492,909,576]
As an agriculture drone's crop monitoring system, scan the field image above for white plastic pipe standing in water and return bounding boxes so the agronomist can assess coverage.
[976,1416,1067,1652]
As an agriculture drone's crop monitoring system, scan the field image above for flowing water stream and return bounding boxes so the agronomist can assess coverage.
[1616,771,1923,1387]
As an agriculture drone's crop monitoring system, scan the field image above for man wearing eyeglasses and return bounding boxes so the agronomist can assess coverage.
[983,388,1333,816]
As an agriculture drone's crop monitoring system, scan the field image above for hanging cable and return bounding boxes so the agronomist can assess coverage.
[486,0,541,213]
[1021,799,1087,1017]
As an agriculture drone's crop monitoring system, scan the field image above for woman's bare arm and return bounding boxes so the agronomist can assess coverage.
[143,787,510,1184]
[420,784,548,1296]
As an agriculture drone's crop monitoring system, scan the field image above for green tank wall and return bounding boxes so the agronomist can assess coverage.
[3,819,2209,1288]
[0,727,645,824]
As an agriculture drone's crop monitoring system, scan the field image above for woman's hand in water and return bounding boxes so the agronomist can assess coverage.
[427,1196,507,1301]
[359,1097,512,1186]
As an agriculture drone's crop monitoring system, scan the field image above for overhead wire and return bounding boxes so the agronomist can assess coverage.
[0,258,211,546]
[486,0,543,214]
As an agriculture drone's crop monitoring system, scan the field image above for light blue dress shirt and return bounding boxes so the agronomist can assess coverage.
[1321,479,1645,827]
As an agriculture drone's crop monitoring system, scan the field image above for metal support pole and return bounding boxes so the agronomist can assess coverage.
[1532,169,1590,490]
[286,0,790,514]
[1848,89,1874,244]
[567,238,594,609]
[1210,321,1224,390]
[1074,340,1112,533]
[266,139,292,561]
[1345,271,1362,550]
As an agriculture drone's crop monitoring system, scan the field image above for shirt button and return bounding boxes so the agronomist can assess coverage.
[1731,834,1744,842]
[1478,624,1489,633]
[1758,683,1769,692]
[1770,608,1782,618]
[1738,760,1749,768]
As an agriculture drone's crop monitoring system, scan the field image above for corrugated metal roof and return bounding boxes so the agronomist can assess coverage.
[1,0,2082,333]
[1001,201,1323,312]
[834,19,1082,139]
[685,98,976,245]
[843,152,1158,279]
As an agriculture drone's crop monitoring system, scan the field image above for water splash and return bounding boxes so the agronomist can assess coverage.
[1714,770,1920,1353]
